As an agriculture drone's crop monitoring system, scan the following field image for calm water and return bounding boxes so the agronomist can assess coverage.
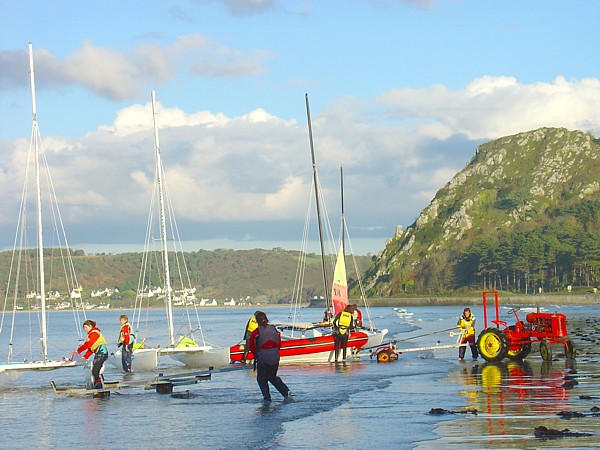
[1,304,599,449]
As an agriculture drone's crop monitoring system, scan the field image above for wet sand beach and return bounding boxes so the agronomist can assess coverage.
[424,314,600,449]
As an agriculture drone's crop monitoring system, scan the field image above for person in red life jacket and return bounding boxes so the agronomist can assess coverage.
[332,304,355,362]
[352,304,363,328]
[457,307,479,361]
[248,311,292,402]
[117,314,133,373]
[241,311,259,364]
[71,320,108,389]
[323,307,333,322]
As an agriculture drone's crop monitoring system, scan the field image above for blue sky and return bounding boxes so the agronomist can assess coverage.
[1,0,600,256]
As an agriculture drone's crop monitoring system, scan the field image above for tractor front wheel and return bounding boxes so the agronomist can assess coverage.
[477,328,509,362]
[507,343,532,361]
[539,340,552,361]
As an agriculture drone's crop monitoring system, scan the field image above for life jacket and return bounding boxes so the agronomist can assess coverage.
[253,324,281,365]
[336,311,352,335]
[89,328,108,355]
[246,316,258,333]
[119,322,134,345]
[457,315,476,338]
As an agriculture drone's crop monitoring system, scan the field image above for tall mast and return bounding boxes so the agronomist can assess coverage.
[340,166,345,257]
[151,90,175,346]
[305,94,330,306]
[29,43,47,361]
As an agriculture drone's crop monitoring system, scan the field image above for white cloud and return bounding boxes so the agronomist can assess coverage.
[2,75,600,252]
[0,35,272,100]
[379,76,600,140]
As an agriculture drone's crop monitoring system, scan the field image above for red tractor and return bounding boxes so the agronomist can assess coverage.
[476,291,575,362]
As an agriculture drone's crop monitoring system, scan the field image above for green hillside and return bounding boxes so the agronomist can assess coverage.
[362,127,600,296]
[0,248,373,307]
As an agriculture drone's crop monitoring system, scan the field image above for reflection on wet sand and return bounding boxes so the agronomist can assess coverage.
[433,318,600,449]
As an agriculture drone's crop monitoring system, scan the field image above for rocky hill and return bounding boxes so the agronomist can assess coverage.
[362,127,600,296]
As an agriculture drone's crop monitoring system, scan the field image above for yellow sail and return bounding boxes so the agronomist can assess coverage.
[331,245,348,315]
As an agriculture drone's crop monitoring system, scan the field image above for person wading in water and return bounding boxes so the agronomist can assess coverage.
[248,311,292,402]
[457,307,479,361]
[332,304,355,362]
[72,320,108,389]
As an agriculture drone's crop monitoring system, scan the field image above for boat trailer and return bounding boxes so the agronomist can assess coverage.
[362,329,467,363]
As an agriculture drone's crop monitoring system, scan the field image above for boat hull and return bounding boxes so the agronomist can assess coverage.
[364,328,388,349]
[164,346,230,370]
[230,331,369,364]
[109,348,159,372]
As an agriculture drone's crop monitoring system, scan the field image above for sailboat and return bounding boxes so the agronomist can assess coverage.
[333,166,387,349]
[110,91,229,371]
[0,43,83,384]
[230,94,380,363]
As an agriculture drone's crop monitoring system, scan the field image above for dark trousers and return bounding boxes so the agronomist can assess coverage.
[334,333,349,361]
[92,353,108,388]
[459,335,478,359]
[242,331,252,362]
[256,359,289,401]
[121,345,132,372]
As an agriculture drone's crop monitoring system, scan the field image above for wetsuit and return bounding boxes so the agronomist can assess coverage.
[457,314,479,359]
[332,311,354,361]
[118,322,133,372]
[77,327,108,388]
[353,308,363,328]
[249,324,290,401]
[242,316,259,363]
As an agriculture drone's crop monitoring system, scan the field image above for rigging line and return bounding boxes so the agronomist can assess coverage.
[159,156,205,343]
[344,219,375,328]
[393,327,457,342]
[289,201,311,332]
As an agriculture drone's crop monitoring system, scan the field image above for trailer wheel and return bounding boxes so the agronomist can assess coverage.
[539,340,552,361]
[477,328,508,362]
[377,350,391,363]
[564,339,575,359]
[507,343,532,361]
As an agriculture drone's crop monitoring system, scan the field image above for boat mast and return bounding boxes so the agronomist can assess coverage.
[305,94,330,307]
[340,166,345,257]
[29,43,48,361]
[151,91,175,346]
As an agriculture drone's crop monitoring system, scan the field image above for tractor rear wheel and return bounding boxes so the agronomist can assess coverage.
[477,328,509,362]
[539,340,552,361]
[564,339,575,359]
[507,343,532,361]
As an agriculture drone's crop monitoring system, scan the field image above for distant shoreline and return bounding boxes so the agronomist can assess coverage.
[14,294,599,313]
[351,294,600,307]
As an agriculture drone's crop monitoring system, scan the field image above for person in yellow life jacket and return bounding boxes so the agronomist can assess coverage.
[332,304,355,362]
[242,311,260,363]
[71,320,108,389]
[117,314,133,373]
[457,307,479,360]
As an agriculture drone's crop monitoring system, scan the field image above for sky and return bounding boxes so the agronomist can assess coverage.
[1,0,600,256]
